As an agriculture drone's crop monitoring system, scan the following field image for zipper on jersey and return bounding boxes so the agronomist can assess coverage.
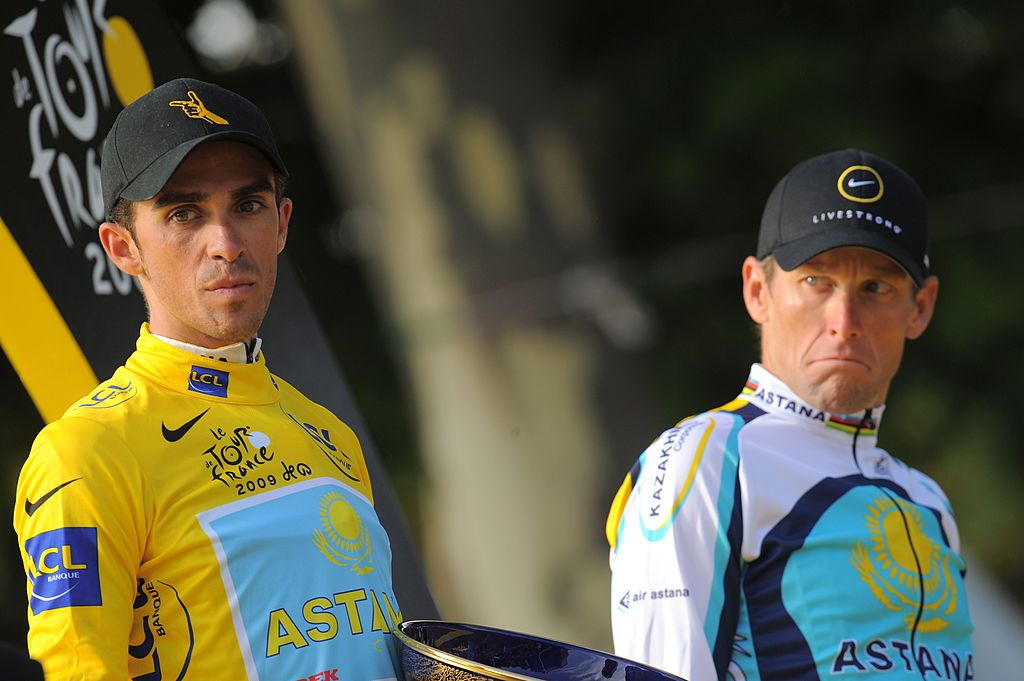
[851,408,928,680]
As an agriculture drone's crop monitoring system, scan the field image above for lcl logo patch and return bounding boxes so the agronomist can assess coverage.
[25,527,101,614]
[188,366,229,398]
[837,165,884,203]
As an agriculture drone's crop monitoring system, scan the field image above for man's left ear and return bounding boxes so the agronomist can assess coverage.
[277,197,292,253]
[907,275,939,340]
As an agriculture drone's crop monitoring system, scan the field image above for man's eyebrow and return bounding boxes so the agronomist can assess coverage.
[153,190,207,208]
[150,179,274,208]
[232,179,275,199]
[863,260,908,277]
[804,253,907,277]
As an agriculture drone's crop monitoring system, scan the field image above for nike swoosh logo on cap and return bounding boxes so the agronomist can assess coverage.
[25,478,82,517]
[161,409,210,442]
[848,178,877,187]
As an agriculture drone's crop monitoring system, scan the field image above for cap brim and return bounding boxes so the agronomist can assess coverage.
[118,131,288,202]
[772,227,926,286]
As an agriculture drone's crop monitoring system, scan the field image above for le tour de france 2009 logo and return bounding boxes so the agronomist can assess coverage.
[5,1,155,296]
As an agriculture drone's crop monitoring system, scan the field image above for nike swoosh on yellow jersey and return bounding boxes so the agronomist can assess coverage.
[161,409,210,442]
[25,478,82,517]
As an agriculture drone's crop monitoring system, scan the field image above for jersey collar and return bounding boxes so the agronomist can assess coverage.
[740,363,885,439]
[125,324,280,404]
[151,332,263,364]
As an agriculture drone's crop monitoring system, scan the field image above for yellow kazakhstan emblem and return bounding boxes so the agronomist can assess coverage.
[850,496,958,632]
[313,492,374,575]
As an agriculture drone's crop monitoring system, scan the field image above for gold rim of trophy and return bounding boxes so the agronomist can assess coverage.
[393,622,547,681]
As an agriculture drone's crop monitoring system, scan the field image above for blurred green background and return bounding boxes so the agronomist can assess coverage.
[2,0,1021,673]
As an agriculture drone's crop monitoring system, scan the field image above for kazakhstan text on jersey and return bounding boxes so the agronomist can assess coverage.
[608,363,973,681]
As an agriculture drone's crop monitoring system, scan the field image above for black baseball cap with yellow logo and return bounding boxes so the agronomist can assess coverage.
[757,149,929,285]
[101,77,288,219]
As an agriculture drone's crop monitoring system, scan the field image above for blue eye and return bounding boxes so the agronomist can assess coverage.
[804,276,819,286]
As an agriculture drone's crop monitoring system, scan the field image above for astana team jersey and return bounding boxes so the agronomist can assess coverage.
[14,326,402,681]
[607,364,974,681]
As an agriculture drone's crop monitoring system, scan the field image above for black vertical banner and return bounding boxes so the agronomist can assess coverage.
[1,0,435,619]
[1,3,179,377]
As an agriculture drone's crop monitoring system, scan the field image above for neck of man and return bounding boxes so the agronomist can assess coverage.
[151,332,262,364]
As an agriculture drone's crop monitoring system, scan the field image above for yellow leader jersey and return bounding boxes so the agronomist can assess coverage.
[14,326,403,681]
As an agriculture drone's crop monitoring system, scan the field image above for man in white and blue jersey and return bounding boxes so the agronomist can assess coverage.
[607,149,974,681]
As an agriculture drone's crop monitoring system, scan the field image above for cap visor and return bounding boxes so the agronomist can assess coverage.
[118,131,288,202]
[772,227,925,285]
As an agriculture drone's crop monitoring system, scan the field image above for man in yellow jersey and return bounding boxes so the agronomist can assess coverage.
[14,78,403,681]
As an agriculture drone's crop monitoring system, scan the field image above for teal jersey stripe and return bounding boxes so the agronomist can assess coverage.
[703,413,745,651]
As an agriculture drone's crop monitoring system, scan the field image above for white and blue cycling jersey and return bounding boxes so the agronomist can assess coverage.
[607,364,974,681]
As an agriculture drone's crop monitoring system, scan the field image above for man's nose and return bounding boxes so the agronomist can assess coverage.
[206,219,244,261]
[827,290,862,338]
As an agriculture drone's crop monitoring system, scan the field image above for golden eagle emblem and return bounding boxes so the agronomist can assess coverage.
[850,496,958,632]
[313,492,374,575]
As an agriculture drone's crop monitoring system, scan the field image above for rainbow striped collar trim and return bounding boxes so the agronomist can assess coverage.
[741,369,881,437]
[826,413,878,436]
[741,378,759,397]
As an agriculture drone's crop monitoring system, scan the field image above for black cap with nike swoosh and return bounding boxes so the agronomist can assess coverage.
[101,77,288,219]
[757,149,930,285]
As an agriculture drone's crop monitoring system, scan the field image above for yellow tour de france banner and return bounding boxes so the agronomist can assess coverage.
[0,1,180,422]
[0,0,439,618]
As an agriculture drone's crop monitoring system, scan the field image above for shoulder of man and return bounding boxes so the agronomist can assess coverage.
[883,449,956,511]
[268,372,361,440]
[269,371,375,502]
[607,408,751,550]
[18,412,140,514]
[57,364,143,422]
[638,408,750,487]
[15,357,163,525]
[19,363,142,483]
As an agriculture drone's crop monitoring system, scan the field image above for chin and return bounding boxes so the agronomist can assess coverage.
[814,383,880,414]
[209,304,267,340]
[206,318,261,345]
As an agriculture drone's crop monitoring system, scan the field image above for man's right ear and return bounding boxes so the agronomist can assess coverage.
[98,222,144,276]
[742,255,770,325]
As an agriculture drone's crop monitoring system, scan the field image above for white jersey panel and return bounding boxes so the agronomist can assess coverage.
[608,364,974,681]
[610,412,744,681]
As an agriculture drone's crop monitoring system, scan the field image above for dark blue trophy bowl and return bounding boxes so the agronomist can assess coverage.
[395,620,688,681]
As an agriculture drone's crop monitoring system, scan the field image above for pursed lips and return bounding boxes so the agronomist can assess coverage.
[205,278,255,292]
[810,354,871,370]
